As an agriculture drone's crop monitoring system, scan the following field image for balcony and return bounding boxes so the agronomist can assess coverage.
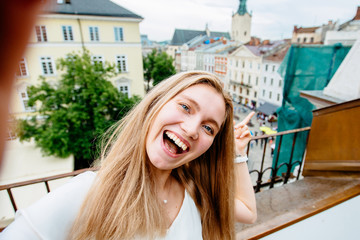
[1,99,359,238]
[230,80,252,89]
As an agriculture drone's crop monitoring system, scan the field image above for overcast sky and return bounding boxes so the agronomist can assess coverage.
[112,0,360,42]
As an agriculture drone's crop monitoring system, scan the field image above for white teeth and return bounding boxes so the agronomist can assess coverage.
[165,131,188,151]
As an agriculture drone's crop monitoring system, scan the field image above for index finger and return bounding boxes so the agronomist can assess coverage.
[239,111,255,126]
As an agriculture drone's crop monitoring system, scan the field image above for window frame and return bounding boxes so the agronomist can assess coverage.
[35,25,48,42]
[116,55,128,73]
[114,27,124,42]
[62,25,74,41]
[40,56,55,76]
[89,26,100,42]
[16,58,29,77]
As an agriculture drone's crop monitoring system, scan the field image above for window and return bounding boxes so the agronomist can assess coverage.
[62,26,73,41]
[119,84,129,97]
[233,85,236,91]
[263,90,265,97]
[250,61,252,69]
[246,89,249,96]
[256,77,258,86]
[303,37,307,43]
[248,75,251,84]
[242,61,245,68]
[91,55,104,67]
[16,58,28,77]
[279,80,282,87]
[277,94,280,101]
[297,38,300,43]
[271,78,274,86]
[264,77,266,84]
[239,87,242,94]
[310,37,314,43]
[20,90,35,112]
[116,55,128,72]
[89,26,99,41]
[272,65,275,72]
[254,91,257,98]
[40,57,55,75]
[269,91,272,99]
[265,64,268,71]
[35,25,47,42]
[114,27,124,42]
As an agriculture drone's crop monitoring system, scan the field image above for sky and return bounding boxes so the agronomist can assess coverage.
[112,0,360,42]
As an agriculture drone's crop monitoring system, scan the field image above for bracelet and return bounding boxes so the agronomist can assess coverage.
[234,154,248,164]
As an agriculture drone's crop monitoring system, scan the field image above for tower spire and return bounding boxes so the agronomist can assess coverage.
[237,0,248,15]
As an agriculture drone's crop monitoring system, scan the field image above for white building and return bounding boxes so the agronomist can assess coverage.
[324,7,360,46]
[258,44,290,108]
[226,45,262,108]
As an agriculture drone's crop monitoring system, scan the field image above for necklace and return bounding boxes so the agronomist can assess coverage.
[163,177,172,204]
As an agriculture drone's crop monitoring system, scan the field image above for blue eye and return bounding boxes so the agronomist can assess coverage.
[203,125,214,134]
[181,104,190,112]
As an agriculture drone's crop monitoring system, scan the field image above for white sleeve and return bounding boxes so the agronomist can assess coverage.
[0,171,96,240]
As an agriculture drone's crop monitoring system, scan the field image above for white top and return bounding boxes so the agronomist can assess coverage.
[0,172,202,240]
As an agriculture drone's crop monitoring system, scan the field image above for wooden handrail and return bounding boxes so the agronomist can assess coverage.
[0,167,97,191]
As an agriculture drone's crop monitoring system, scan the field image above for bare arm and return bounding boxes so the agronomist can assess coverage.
[233,112,257,224]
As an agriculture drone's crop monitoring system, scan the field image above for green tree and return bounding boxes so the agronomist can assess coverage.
[17,49,140,170]
[143,49,176,91]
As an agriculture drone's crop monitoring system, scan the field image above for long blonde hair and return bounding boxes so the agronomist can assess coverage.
[70,71,235,239]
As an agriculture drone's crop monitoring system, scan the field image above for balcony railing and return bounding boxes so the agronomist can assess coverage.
[247,126,311,193]
[0,127,310,215]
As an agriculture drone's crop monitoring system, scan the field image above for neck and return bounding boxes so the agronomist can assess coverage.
[153,169,173,203]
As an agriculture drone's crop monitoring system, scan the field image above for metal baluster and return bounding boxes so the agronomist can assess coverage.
[284,132,298,184]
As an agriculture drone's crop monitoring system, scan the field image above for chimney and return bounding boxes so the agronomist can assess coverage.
[293,25,298,33]
[353,6,360,20]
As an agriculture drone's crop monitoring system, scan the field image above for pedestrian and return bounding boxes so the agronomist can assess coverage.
[1,71,257,239]
[254,131,258,146]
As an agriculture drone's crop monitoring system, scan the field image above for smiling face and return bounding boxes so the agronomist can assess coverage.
[146,84,226,170]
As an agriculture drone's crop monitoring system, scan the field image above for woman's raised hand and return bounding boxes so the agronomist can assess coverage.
[234,111,255,156]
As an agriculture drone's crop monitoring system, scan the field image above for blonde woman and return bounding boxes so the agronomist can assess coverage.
[1,71,256,240]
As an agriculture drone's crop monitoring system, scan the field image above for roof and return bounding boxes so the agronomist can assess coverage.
[236,0,249,16]
[257,102,280,116]
[294,27,319,33]
[264,44,291,62]
[43,0,143,19]
[170,29,230,46]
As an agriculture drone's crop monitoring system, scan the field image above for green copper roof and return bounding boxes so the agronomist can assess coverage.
[237,0,248,15]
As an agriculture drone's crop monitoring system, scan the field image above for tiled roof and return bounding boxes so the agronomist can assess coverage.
[170,29,230,46]
[43,0,142,19]
[294,27,319,33]
[264,44,291,62]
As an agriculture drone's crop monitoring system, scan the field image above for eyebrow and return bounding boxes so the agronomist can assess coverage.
[181,95,221,131]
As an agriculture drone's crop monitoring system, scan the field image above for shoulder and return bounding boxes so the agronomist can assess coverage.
[0,171,97,240]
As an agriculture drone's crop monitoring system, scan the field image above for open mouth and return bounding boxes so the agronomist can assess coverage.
[163,131,189,155]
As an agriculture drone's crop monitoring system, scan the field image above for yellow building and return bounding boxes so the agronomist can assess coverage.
[11,0,145,119]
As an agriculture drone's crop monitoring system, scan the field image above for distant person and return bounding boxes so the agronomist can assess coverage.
[0,0,43,168]
[1,71,257,239]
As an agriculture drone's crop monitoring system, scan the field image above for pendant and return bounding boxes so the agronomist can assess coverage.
[163,199,168,204]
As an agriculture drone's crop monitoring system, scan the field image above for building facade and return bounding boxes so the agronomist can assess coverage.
[258,44,290,107]
[226,45,262,108]
[12,0,145,118]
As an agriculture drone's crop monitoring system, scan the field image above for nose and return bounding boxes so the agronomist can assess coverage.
[181,118,199,140]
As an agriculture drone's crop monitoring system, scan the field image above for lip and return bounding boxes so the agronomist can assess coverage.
[161,130,190,158]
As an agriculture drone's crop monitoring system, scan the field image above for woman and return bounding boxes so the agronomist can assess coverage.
[0,71,256,239]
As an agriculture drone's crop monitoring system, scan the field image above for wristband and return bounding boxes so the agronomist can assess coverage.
[234,154,248,164]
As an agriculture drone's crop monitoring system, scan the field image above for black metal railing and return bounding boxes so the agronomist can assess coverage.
[247,127,311,192]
